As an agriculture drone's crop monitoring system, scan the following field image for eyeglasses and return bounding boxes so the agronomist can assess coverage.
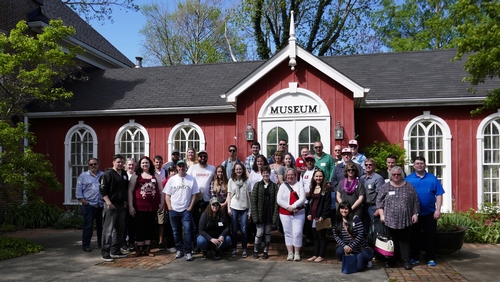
[229,150,236,153]
[334,149,341,152]
[314,146,322,149]
[89,163,98,166]
[392,173,402,176]
[365,164,373,167]
[279,143,287,146]
[349,145,357,147]
[211,203,220,207]
[346,169,355,172]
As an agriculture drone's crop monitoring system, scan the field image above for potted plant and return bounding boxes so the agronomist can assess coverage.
[435,212,467,255]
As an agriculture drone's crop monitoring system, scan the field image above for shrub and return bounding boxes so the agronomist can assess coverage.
[3,199,63,229]
[0,236,43,260]
[54,206,84,230]
[363,141,408,173]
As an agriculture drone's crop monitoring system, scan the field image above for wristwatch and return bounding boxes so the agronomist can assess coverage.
[414,213,419,216]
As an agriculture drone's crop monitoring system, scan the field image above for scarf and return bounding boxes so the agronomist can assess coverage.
[232,179,244,199]
[342,177,358,195]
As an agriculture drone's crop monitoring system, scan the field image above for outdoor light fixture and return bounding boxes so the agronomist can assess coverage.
[246,123,255,141]
[335,121,344,140]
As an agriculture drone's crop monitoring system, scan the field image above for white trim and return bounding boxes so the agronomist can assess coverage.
[403,111,453,212]
[225,45,368,104]
[363,97,484,108]
[27,105,236,118]
[114,119,150,158]
[63,121,98,205]
[475,109,500,208]
[168,118,206,162]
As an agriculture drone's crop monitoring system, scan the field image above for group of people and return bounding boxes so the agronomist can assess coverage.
[76,139,444,271]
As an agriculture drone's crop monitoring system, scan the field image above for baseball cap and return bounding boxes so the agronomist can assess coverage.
[171,149,180,155]
[177,159,186,165]
[209,197,220,206]
[348,140,358,146]
[341,147,352,154]
[198,149,208,156]
[304,154,315,161]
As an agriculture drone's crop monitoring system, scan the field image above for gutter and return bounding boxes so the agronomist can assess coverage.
[361,97,485,108]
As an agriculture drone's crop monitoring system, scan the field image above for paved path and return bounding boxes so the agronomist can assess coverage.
[2,229,499,281]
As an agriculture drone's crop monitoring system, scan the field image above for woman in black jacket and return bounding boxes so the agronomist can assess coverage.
[196,197,232,260]
[306,169,332,262]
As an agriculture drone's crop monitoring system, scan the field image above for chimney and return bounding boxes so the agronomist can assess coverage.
[135,57,143,68]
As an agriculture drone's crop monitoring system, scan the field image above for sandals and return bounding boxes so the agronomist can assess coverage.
[307,256,318,262]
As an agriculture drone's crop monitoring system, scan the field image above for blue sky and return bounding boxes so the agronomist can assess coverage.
[89,0,154,64]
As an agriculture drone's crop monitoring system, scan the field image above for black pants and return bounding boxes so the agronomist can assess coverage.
[312,227,328,257]
[388,226,412,262]
[410,213,437,262]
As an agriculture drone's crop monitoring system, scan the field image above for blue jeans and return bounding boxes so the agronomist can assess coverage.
[230,208,248,250]
[362,204,378,236]
[82,204,102,249]
[196,235,232,251]
[169,210,193,253]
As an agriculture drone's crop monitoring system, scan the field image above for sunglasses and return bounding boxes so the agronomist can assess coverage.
[334,149,341,152]
[198,155,207,158]
[211,203,220,207]
[279,143,287,146]
[314,146,322,149]
[392,173,402,176]
[229,150,236,152]
[347,169,356,172]
[365,164,373,167]
[89,163,98,166]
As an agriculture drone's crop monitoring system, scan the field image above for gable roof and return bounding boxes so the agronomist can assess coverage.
[28,0,134,68]
[27,49,500,118]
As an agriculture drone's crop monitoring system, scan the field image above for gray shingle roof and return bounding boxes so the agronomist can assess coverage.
[28,49,500,114]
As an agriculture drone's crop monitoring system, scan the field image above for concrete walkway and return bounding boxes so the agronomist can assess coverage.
[1,229,499,281]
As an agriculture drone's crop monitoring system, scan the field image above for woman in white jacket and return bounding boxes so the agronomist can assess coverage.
[277,168,306,261]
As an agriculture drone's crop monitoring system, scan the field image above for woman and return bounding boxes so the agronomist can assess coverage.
[336,163,365,217]
[251,165,279,259]
[306,169,331,262]
[278,153,296,183]
[377,166,419,270]
[277,168,306,261]
[333,201,373,271]
[248,155,269,191]
[196,197,232,260]
[227,162,251,258]
[128,156,164,257]
[270,151,284,184]
[210,165,229,212]
[185,147,198,168]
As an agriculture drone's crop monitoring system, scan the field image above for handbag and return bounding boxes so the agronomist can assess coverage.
[315,217,332,230]
[341,253,358,274]
[375,236,394,257]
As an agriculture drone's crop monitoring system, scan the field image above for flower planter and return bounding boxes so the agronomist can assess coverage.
[436,227,466,255]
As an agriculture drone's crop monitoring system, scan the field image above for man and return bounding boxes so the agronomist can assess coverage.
[100,154,129,262]
[164,160,199,261]
[380,154,404,180]
[348,140,367,168]
[222,145,242,179]
[245,141,261,173]
[269,139,295,165]
[333,145,343,165]
[296,146,310,174]
[313,141,334,183]
[187,149,216,247]
[76,158,104,252]
[154,155,175,252]
[331,148,363,189]
[359,158,385,235]
[406,156,445,267]
[163,149,181,172]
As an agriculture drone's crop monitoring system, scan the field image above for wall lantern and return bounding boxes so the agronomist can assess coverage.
[246,123,255,141]
[334,121,344,140]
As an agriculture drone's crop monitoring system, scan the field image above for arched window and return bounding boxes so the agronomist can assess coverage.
[477,111,500,206]
[298,126,321,153]
[168,118,205,161]
[64,122,98,204]
[404,111,452,211]
[115,120,150,161]
[266,126,288,158]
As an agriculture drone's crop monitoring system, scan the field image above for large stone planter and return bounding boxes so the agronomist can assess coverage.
[436,227,466,255]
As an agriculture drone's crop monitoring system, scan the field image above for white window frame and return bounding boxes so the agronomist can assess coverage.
[403,111,452,212]
[64,121,98,205]
[114,119,150,160]
[168,118,206,162]
[476,109,500,207]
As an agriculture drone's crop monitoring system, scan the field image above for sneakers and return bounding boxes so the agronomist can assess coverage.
[428,260,436,267]
[158,242,166,251]
[409,259,420,265]
[120,247,130,254]
[403,260,412,270]
[83,247,92,252]
[294,252,301,261]
[175,250,184,259]
[102,254,114,262]
[287,252,294,261]
[367,261,373,268]
[231,250,237,257]
[110,252,127,258]
[185,252,193,261]
[242,250,248,258]
[214,250,221,259]
[167,247,177,253]
[202,251,207,260]
[253,251,259,259]
[262,252,269,259]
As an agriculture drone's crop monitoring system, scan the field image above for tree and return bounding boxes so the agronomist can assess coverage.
[453,0,500,114]
[240,0,379,59]
[0,20,81,203]
[64,0,140,23]
[140,0,247,66]
[371,0,459,52]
